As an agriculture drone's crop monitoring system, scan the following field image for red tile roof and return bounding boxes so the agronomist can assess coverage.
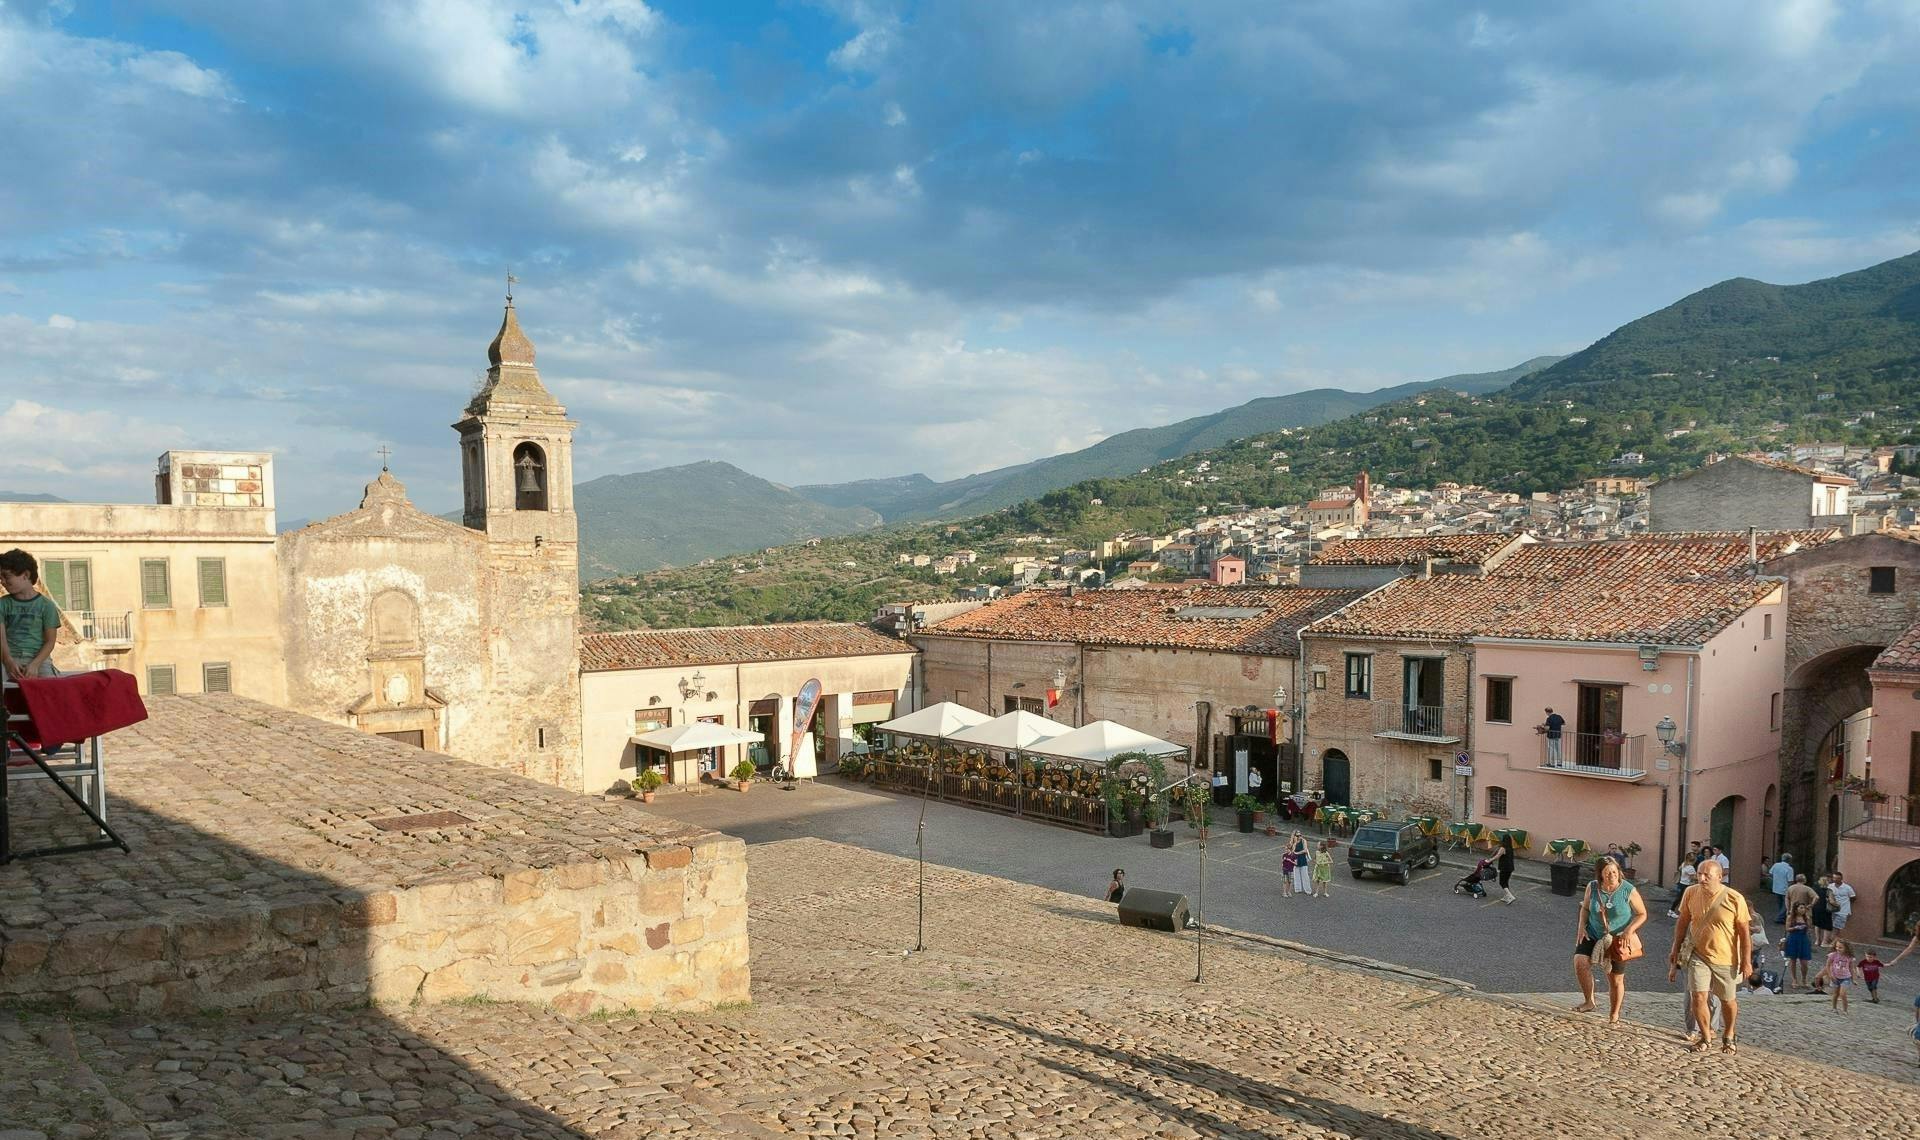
[1311,533,1521,567]
[581,623,914,672]
[1874,620,1920,675]
[919,586,1363,656]
[1746,455,1855,486]
[1306,499,1357,511]
[1308,533,1820,646]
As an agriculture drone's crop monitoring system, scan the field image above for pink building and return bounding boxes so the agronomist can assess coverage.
[1471,582,1785,890]
[1840,622,1920,940]
[1210,555,1246,586]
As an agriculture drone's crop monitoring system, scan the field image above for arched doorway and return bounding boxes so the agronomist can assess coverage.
[1825,795,1840,871]
[1710,794,1742,869]
[1783,644,1881,866]
[1886,859,1920,940]
[1762,783,1777,859]
[1322,749,1351,807]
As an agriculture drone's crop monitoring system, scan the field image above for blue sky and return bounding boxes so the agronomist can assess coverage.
[3,0,1919,521]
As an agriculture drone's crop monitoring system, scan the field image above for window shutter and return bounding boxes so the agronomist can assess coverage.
[65,560,92,612]
[198,558,228,607]
[147,665,176,696]
[141,559,172,608]
[202,662,231,693]
[44,561,66,609]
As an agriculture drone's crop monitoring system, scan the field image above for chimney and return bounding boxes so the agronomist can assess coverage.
[1747,525,1758,570]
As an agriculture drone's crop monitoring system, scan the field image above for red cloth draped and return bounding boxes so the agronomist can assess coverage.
[7,670,149,748]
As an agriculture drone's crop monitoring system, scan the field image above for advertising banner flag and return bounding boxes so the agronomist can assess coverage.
[790,678,823,759]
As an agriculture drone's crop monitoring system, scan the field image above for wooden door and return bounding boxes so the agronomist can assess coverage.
[1576,683,1623,768]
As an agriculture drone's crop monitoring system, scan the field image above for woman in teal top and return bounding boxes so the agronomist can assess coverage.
[1570,857,1647,1024]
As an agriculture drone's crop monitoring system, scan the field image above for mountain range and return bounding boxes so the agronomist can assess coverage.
[578,356,1563,573]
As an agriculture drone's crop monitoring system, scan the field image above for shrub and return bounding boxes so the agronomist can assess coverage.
[633,768,664,793]
[731,759,757,782]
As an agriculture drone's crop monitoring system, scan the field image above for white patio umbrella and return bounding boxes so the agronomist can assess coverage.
[629,721,766,752]
[1026,719,1186,764]
[945,709,1074,752]
[875,702,991,741]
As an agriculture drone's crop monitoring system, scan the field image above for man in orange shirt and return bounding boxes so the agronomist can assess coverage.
[1668,859,1753,1053]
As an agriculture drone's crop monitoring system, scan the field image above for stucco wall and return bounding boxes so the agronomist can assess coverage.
[913,635,1293,764]
[580,653,915,793]
[2,502,287,704]
[1649,461,1814,532]
[483,539,583,789]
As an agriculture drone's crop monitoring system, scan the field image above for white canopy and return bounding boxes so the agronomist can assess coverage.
[945,709,1074,752]
[875,702,991,740]
[630,722,766,753]
[1026,719,1187,764]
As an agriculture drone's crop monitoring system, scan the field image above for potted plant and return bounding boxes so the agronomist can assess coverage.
[730,759,757,792]
[1144,753,1175,848]
[1187,795,1212,839]
[1232,793,1259,833]
[632,767,664,804]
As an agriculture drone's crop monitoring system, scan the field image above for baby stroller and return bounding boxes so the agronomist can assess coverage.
[1453,857,1496,898]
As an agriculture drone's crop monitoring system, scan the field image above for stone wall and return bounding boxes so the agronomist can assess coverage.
[0,696,748,1016]
[1648,459,1816,532]
[1300,633,1471,815]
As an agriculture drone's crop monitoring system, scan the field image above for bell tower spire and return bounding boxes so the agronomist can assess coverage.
[454,293,577,543]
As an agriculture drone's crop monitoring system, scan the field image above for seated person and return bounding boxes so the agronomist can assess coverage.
[0,548,60,680]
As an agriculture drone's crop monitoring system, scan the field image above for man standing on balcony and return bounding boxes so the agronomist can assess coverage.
[1540,707,1566,766]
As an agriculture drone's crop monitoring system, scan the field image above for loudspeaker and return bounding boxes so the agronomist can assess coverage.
[1116,888,1190,932]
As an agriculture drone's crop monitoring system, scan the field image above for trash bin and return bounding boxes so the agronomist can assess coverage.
[1550,861,1581,897]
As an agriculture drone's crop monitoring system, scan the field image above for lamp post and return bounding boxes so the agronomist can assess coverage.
[1155,772,1211,983]
[1656,715,1690,858]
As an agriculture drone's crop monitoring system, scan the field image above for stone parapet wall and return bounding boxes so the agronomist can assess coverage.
[1,695,748,1016]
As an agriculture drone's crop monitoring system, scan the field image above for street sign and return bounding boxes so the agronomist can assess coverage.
[1454,751,1473,776]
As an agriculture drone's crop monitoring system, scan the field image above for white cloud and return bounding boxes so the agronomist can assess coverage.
[123,50,235,100]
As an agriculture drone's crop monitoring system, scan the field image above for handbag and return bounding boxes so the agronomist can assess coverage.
[1610,930,1644,963]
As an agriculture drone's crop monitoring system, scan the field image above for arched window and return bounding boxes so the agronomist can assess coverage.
[513,442,547,511]
[1486,785,1509,817]
[369,589,421,652]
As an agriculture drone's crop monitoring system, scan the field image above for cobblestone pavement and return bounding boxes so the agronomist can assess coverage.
[5,837,1917,1138]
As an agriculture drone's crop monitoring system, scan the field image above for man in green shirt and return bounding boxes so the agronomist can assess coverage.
[0,548,61,679]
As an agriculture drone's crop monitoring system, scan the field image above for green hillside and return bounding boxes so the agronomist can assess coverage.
[576,461,881,576]
[586,250,1920,628]
[796,356,1559,522]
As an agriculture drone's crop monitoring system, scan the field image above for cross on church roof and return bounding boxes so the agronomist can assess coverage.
[377,445,392,471]
[505,274,517,304]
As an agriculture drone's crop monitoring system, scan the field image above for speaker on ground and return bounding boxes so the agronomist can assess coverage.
[1116,888,1190,932]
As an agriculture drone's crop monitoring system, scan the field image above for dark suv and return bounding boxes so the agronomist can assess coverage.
[1347,821,1439,885]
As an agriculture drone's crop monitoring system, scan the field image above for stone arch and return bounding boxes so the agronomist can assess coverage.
[512,441,548,511]
[1321,749,1351,807]
[1709,793,1745,871]
[1885,859,1920,940]
[1780,643,1880,865]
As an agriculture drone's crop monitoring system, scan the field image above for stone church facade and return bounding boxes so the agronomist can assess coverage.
[278,302,583,788]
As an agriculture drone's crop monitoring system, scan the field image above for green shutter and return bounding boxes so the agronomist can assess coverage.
[141,559,172,608]
[147,665,176,696]
[61,560,92,612]
[43,561,65,609]
[197,558,228,607]
[202,662,231,693]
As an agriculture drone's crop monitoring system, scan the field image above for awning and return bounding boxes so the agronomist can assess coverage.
[874,701,990,740]
[1025,720,1187,764]
[629,722,766,753]
[945,710,1074,752]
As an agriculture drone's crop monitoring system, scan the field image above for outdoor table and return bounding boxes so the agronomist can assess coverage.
[1408,815,1441,837]
[1547,837,1590,859]
[1491,827,1530,850]
[1447,821,1490,847]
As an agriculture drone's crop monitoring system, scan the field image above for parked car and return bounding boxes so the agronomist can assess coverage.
[1347,821,1439,885]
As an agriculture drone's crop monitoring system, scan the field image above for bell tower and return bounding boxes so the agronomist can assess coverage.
[451,291,582,788]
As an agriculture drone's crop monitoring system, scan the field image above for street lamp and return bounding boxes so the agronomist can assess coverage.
[1655,716,1686,756]
[1154,772,1212,983]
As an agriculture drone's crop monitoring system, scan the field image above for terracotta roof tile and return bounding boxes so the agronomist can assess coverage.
[1874,621,1920,674]
[920,586,1363,656]
[581,623,914,672]
[1309,533,1819,646]
[1311,533,1520,567]
[1745,455,1855,486]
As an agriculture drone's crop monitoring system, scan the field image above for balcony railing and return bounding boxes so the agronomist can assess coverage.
[1372,703,1463,743]
[1539,731,1647,779]
[1839,791,1920,847]
[69,610,134,649]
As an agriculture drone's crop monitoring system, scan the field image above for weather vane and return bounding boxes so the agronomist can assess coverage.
[377,445,393,472]
[506,273,517,304]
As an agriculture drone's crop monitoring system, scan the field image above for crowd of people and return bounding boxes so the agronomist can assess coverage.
[1571,839,1920,1062]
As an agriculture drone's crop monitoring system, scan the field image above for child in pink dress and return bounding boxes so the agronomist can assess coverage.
[1814,940,1855,1014]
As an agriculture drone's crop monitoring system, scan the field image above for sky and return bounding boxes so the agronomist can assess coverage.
[4,0,1920,522]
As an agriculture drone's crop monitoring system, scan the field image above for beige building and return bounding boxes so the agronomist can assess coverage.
[2,449,286,704]
[579,623,916,792]
[912,585,1361,794]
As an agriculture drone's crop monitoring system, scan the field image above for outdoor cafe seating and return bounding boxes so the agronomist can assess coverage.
[2,669,146,863]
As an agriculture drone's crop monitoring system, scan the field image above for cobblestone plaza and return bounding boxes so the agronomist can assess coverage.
[5,835,1917,1138]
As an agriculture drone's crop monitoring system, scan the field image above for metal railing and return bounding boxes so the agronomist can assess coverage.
[1539,731,1646,775]
[858,754,1108,835]
[1839,791,1920,847]
[1372,703,1462,741]
[69,610,134,647]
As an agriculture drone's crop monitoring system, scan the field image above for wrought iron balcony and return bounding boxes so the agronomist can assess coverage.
[70,610,134,649]
[1538,731,1647,781]
[1371,703,1463,744]
[1839,791,1920,848]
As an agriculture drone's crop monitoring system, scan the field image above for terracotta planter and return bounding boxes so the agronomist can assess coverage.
[640,791,657,804]
[737,780,752,793]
